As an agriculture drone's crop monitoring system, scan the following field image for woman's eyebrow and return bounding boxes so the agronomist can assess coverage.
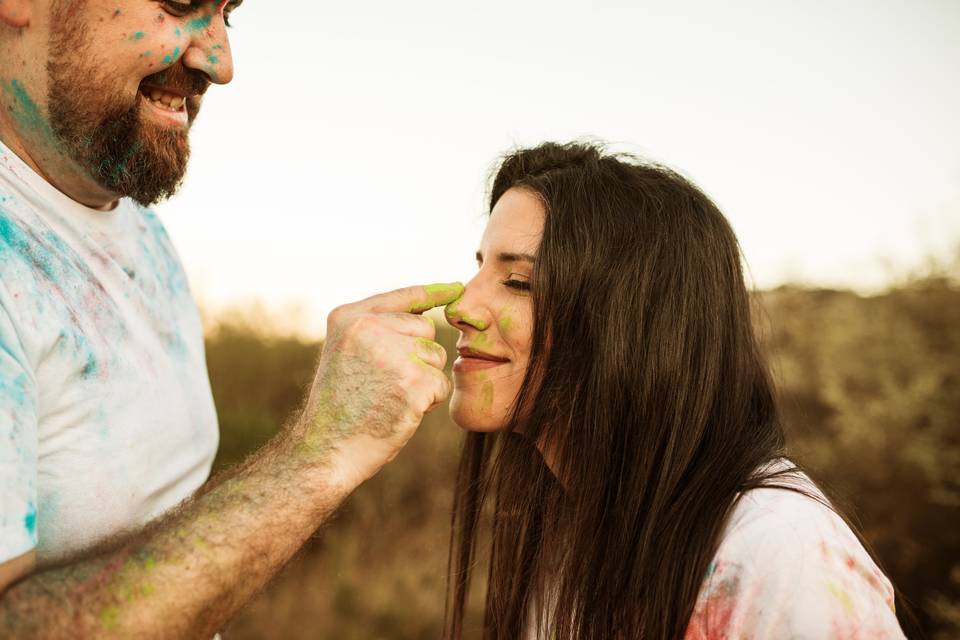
[497,252,535,264]
[474,251,536,264]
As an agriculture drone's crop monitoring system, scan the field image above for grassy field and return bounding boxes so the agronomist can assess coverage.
[206,277,959,639]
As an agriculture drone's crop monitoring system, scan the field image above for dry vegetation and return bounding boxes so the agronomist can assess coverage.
[205,277,959,639]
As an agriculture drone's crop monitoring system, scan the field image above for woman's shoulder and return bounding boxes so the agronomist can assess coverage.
[684,459,905,639]
[722,459,846,546]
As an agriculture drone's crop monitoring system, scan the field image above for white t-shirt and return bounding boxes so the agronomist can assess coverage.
[526,463,905,639]
[0,142,218,565]
[683,467,904,638]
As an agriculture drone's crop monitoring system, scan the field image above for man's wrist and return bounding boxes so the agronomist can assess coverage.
[277,418,359,504]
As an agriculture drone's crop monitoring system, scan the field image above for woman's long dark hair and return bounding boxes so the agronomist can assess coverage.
[445,142,818,639]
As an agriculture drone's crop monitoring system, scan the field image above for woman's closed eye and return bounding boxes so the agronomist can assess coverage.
[502,273,531,293]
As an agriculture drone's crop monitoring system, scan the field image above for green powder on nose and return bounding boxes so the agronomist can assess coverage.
[444,294,490,330]
[443,295,461,319]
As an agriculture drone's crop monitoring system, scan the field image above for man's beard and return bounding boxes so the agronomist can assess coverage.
[46,9,207,206]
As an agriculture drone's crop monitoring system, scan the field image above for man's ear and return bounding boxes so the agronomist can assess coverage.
[0,0,32,29]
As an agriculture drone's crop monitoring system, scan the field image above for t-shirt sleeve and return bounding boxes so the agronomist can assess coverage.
[0,287,39,563]
[685,491,906,639]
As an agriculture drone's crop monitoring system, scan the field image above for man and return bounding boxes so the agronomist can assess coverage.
[0,1,460,636]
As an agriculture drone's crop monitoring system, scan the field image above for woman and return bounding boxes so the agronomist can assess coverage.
[442,142,905,639]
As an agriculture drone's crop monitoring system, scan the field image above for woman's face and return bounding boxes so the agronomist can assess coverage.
[447,187,544,431]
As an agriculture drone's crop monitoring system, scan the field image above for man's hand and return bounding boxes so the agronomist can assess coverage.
[0,282,462,639]
[293,283,461,486]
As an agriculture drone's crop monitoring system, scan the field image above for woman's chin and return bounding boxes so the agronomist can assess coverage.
[449,394,507,433]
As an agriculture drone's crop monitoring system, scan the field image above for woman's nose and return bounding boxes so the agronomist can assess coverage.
[444,280,490,331]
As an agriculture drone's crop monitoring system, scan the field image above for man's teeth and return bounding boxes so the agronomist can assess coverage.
[143,89,186,111]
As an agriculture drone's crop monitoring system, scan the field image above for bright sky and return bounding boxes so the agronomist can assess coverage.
[155,0,960,338]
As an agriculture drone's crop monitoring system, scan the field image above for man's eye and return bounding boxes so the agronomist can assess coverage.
[224,0,243,27]
[161,0,194,17]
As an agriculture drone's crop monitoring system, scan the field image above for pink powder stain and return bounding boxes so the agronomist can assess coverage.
[684,563,741,640]
[86,549,131,590]
[819,539,831,560]
[839,549,890,603]
[684,593,736,640]
[828,615,891,640]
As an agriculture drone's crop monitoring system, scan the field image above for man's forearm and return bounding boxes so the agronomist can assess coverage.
[0,282,459,638]
[0,428,351,639]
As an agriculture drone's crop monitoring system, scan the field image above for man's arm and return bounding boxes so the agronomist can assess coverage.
[0,282,462,639]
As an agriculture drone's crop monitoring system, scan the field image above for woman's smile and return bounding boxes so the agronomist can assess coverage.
[446,188,541,432]
[453,345,511,372]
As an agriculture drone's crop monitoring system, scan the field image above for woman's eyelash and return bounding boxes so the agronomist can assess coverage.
[502,278,531,291]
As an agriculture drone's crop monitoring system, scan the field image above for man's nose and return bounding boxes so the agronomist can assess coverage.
[181,9,235,85]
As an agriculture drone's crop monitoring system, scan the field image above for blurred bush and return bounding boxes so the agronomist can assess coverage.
[762,278,959,639]
[206,278,959,639]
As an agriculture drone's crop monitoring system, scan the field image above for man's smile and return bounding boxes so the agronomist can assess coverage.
[138,85,191,124]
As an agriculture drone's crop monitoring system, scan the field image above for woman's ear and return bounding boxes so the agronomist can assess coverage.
[0,0,32,29]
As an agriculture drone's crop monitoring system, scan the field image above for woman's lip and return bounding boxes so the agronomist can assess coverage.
[456,347,509,362]
[453,356,510,373]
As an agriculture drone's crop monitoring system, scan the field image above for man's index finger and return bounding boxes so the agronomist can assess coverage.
[407,282,465,313]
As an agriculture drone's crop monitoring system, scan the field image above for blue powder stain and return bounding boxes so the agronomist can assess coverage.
[212,44,224,51]
[24,503,37,537]
[69,329,101,380]
[162,46,181,65]
[131,31,146,41]
[207,55,219,65]
[38,493,61,532]
[2,80,55,143]
[41,228,72,256]
[0,214,58,281]
[175,27,182,37]
[185,15,213,32]
[0,372,30,408]
[81,351,98,379]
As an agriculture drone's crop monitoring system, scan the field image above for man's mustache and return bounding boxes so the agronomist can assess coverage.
[140,65,210,97]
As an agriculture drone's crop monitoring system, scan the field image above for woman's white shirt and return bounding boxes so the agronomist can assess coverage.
[525,464,905,639]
